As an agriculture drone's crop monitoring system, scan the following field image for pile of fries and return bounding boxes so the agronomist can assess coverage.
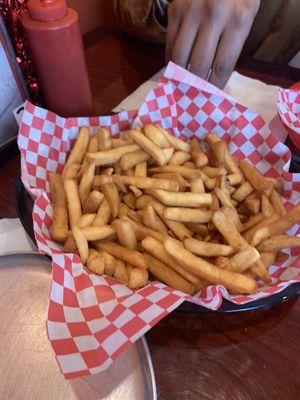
[49,124,300,295]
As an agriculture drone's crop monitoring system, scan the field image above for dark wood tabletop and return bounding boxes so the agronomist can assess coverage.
[1,29,300,400]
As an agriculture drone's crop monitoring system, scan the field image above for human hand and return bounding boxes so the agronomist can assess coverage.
[166,0,260,88]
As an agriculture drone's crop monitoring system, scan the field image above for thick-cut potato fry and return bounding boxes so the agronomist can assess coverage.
[86,249,105,274]
[128,129,168,166]
[120,150,150,171]
[240,160,270,191]
[98,128,112,150]
[143,205,168,234]
[221,206,243,232]
[184,238,235,257]
[114,219,137,250]
[134,194,155,210]
[261,193,275,218]
[129,186,143,197]
[159,216,192,241]
[241,213,265,232]
[123,192,136,209]
[63,164,82,180]
[79,162,95,205]
[112,138,130,148]
[162,147,175,164]
[87,144,140,166]
[150,189,212,208]
[209,193,220,212]
[117,175,179,191]
[81,133,99,173]
[185,223,209,237]
[190,137,201,152]
[213,140,226,167]
[227,174,243,186]
[142,236,200,286]
[206,133,241,175]
[135,161,147,177]
[204,178,216,191]
[169,151,191,165]
[83,190,104,213]
[93,175,114,188]
[81,225,115,241]
[225,247,260,273]
[266,176,283,190]
[214,187,234,208]
[149,165,201,179]
[270,189,286,216]
[245,198,260,214]
[101,167,114,176]
[125,169,135,178]
[144,124,171,148]
[63,127,89,173]
[147,255,195,294]
[257,235,300,252]
[192,151,208,168]
[152,173,189,190]
[64,232,77,253]
[92,198,111,226]
[77,213,96,228]
[154,125,177,147]
[202,166,225,178]
[49,173,69,242]
[118,202,130,218]
[183,161,195,168]
[243,214,280,243]
[102,251,115,276]
[114,260,129,284]
[190,177,205,193]
[124,216,166,242]
[164,238,257,294]
[260,251,277,269]
[64,179,82,228]
[95,241,149,269]
[72,226,89,263]
[127,265,149,289]
[101,183,120,218]
[164,207,212,223]
[232,181,253,203]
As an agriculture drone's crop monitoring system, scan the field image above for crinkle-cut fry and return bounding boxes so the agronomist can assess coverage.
[149,165,201,179]
[63,126,89,175]
[225,246,260,273]
[185,223,209,237]
[123,216,166,242]
[123,192,136,209]
[270,189,286,216]
[190,177,205,193]
[202,166,225,178]
[98,128,112,150]
[95,241,149,269]
[257,235,300,252]
[147,255,195,294]
[102,251,115,276]
[86,249,105,274]
[221,206,243,232]
[245,198,260,215]
[241,213,265,232]
[64,179,82,228]
[261,193,275,218]
[63,164,82,180]
[212,209,248,250]
[77,213,96,228]
[113,175,179,191]
[118,202,130,218]
[144,124,171,148]
[64,232,77,253]
[135,162,147,177]
[114,218,137,250]
[101,183,120,218]
[150,189,212,208]
[142,236,200,286]
[120,150,150,171]
[227,174,244,186]
[152,173,190,190]
[184,238,236,257]
[128,129,168,166]
[92,198,111,226]
[127,265,149,289]
[240,160,270,191]
[87,144,140,166]
[72,226,89,264]
[79,162,95,205]
[81,225,115,241]
[113,260,129,284]
[164,238,257,294]
[232,181,253,203]
[243,214,280,243]
[129,186,143,197]
[49,173,69,242]
[214,187,234,209]
[169,151,191,165]
[251,259,271,284]
[163,207,212,223]
[83,190,104,213]
[143,205,168,234]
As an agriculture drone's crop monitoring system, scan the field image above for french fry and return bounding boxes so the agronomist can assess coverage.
[156,209,192,241]
[184,161,196,168]
[127,265,149,289]
[86,249,105,274]
[206,133,241,175]
[81,133,99,173]
[190,137,201,152]
[151,173,190,190]
[112,138,130,148]
[129,186,143,197]
[63,164,82,180]
[257,235,300,252]
[101,167,114,176]
[210,193,220,212]
[240,160,270,191]
[261,193,275,218]
[81,225,115,241]
[266,176,283,190]
[143,205,168,234]
[162,147,175,164]
[83,190,104,213]
[87,144,140,166]
[192,151,208,168]
[124,216,166,242]
[150,189,212,208]
[190,177,205,193]
[154,125,177,147]
[63,232,77,253]
[185,223,209,237]
[215,256,228,268]
[245,198,260,214]
[213,140,226,168]
[114,259,129,284]
[101,183,120,218]
[221,206,243,232]
[184,238,236,257]
[95,241,149,269]
[147,255,195,294]
[241,213,265,232]
[164,238,257,294]
[202,166,225,178]
[92,198,111,226]
[260,251,277,269]
[214,187,234,208]
[103,251,115,276]
[64,179,82,228]
[72,226,89,263]
[135,161,147,177]
[77,213,96,228]
[114,218,137,250]
[232,181,253,203]
[79,162,96,205]
[144,124,171,148]
[113,175,179,191]
[251,259,271,284]
[98,128,112,150]
[149,165,201,179]
[225,247,260,273]
[63,126,89,173]
[49,172,69,242]
[120,150,150,171]
[163,207,212,223]
[270,189,286,216]
[169,151,191,165]
[204,178,216,191]
[243,214,280,243]
[123,192,136,209]
[118,202,130,218]
[227,174,244,186]
[128,129,168,166]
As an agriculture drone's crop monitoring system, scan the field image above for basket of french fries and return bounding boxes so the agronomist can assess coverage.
[18,63,300,378]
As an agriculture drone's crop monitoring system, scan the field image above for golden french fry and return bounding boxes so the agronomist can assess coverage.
[227,174,244,186]
[114,219,137,250]
[124,216,166,242]
[93,175,114,188]
[261,193,275,218]
[214,187,234,209]
[49,173,69,242]
[185,223,209,237]
[142,204,168,234]
[209,193,220,212]
[77,213,96,228]
[215,256,228,268]
[266,176,283,190]
[95,241,149,270]
[87,144,140,166]
[257,235,300,252]
[80,133,99,173]
[63,164,82,180]
[190,177,205,193]
[206,133,241,175]
[113,175,179,191]
[192,151,208,168]
[98,128,112,150]
[241,213,265,232]
[243,214,280,243]
[120,150,150,171]
[64,179,82,228]
[81,225,115,241]
[150,189,212,208]
[183,161,195,168]
[63,232,77,253]
[144,124,171,148]
[101,182,120,218]
[79,162,96,205]
[221,206,243,232]
[147,255,195,294]
[103,251,115,276]
[128,185,142,197]
[213,140,226,168]
[155,206,191,241]
[202,166,225,178]
[190,137,201,152]
[72,226,89,263]
[260,251,277,269]
[270,189,286,216]
[204,178,216,191]
[135,162,147,177]
[162,147,175,164]
[86,249,105,274]
[154,125,177,147]
[184,238,236,257]
[101,167,114,176]
[92,198,111,226]
[63,126,89,173]
[123,192,136,209]
[225,246,260,273]
[113,259,129,284]
[112,138,130,148]
[251,259,271,284]
[127,266,149,289]
[169,151,191,165]
[164,238,257,294]
[118,202,130,218]
[83,190,104,213]
[164,207,212,223]
[245,198,261,214]
[149,165,201,179]
[240,160,270,191]
[151,173,190,190]
[232,181,253,203]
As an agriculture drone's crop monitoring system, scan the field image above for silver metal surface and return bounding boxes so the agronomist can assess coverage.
[0,253,157,400]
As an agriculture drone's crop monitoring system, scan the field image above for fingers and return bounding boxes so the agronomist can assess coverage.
[165,4,182,62]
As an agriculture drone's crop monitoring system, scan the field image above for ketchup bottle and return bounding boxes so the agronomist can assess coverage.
[22,0,92,117]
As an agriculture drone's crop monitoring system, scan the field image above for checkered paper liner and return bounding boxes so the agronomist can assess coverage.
[18,62,300,379]
[277,87,300,149]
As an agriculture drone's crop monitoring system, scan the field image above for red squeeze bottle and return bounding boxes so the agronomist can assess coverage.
[22,0,92,117]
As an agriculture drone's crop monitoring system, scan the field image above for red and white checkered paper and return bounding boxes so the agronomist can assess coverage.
[18,62,300,379]
[277,87,300,150]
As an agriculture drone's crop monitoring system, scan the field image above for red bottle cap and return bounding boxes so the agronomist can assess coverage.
[27,0,68,22]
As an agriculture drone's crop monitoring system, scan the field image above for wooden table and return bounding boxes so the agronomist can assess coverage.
[1,30,300,399]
